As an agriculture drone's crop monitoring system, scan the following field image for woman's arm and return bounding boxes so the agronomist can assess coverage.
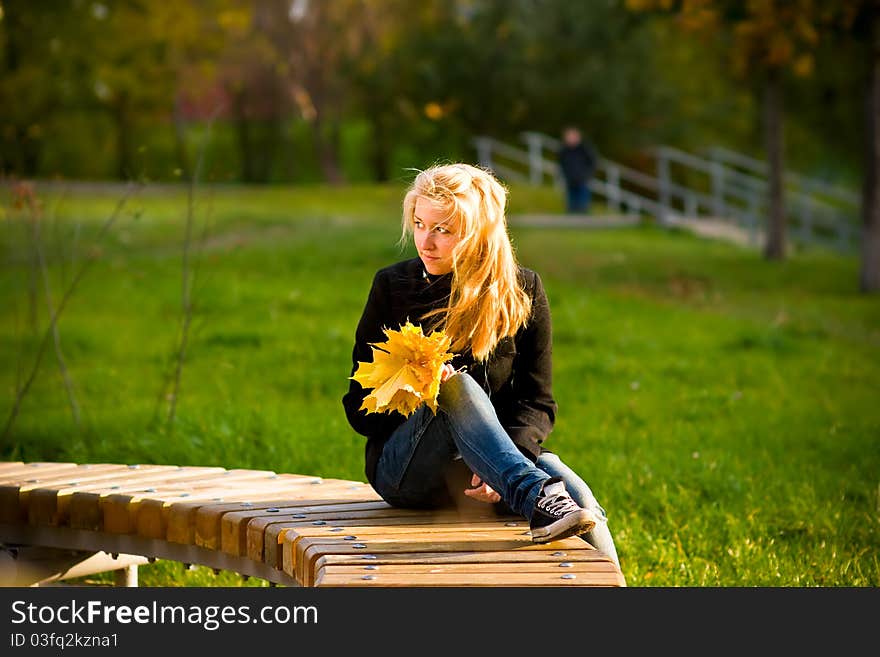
[505,270,558,461]
[342,269,406,439]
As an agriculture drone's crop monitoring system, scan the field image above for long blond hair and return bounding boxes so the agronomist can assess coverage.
[401,163,531,361]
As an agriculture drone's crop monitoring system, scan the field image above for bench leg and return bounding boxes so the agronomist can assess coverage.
[0,545,147,586]
[114,564,138,587]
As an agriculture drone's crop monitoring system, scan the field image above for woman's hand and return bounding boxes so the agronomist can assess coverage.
[439,363,456,383]
[464,473,501,504]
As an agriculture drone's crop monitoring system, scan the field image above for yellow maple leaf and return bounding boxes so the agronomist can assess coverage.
[351,321,456,417]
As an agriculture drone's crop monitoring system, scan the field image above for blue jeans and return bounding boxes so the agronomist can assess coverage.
[565,182,591,213]
[373,372,620,568]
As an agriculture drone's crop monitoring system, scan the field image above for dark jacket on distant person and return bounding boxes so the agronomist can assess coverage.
[342,258,557,487]
[559,141,596,186]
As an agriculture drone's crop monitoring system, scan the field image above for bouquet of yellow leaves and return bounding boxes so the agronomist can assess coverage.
[351,321,456,417]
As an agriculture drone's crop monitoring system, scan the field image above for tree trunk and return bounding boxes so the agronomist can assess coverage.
[763,68,786,260]
[113,95,133,181]
[1,6,41,177]
[172,95,191,182]
[861,10,880,293]
[231,88,255,183]
[368,113,391,182]
[312,115,344,185]
[281,119,298,181]
[7,126,41,177]
[253,119,281,183]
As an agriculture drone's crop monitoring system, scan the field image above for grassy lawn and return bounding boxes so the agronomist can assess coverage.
[1,182,878,587]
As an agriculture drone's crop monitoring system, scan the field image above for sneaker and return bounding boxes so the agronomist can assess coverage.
[529,477,596,543]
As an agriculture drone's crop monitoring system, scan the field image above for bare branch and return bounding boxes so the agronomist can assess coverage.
[164,111,219,432]
[2,183,142,442]
[31,206,82,427]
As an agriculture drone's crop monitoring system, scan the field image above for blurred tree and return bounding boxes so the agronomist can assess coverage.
[1,0,222,181]
[516,0,670,156]
[345,0,681,173]
[158,1,226,182]
[355,1,523,170]
[85,2,192,180]
[644,14,756,156]
[369,0,734,169]
[1,0,863,206]
[432,1,529,138]
[260,0,375,184]
[346,0,442,182]
[833,1,880,293]
[626,0,825,262]
[213,1,288,183]
[0,0,90,176]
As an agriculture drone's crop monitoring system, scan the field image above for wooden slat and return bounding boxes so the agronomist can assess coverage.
[290,525,560,586]
[0,464,140,523]
[67,466,230,531]
[314,546,607,571]
[141,474,321,545]
[289,521,530,567]
[311,544,617,586]
[315,565,624,587]
[319,561,620,575]
[27,465,186,526]
[167,492,332,545]
[260,504,490,568]
[296,535,591,586]
[137,475,375,541]
[314,559,624,587]
[288,521,529,548]
[134,476,305,539]
[101,469,281,535]
[202,481,380,552]
[0,462,24,475]
[235,500,398,559]
[0,462,79,483]
[194,481,380,550]
[226,499,392,558]
[250,507,503,566]
[252,510,506,566]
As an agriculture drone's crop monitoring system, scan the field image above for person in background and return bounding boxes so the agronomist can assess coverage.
[558,126,597,213]
[342,162,621,566]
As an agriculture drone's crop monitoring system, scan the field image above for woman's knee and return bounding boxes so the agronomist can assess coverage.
[437,373,497,428]
[438,371,483,406]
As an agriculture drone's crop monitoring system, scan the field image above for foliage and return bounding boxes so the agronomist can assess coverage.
[628,0,822,74]
[351,321,455,417]
[0,0,866,183]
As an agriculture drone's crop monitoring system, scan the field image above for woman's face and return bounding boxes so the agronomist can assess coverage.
[413,196,460,275]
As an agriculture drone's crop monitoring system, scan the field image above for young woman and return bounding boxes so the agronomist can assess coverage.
[342,163,620,564]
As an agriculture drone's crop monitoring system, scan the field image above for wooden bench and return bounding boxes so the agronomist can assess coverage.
[0,461,626,587]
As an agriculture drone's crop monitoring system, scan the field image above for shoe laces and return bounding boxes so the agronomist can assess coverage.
[537,493,580,517]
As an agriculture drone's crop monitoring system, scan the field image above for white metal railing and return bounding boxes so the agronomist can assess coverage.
[703,145,859,207]
[472,132,860,252]
[653,144,858,251]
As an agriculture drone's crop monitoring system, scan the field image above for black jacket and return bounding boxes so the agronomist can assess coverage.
[558,141,596,186]
[343,258,557,486]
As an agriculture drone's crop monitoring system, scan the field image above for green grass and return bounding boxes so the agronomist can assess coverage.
[1,182,878,587]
